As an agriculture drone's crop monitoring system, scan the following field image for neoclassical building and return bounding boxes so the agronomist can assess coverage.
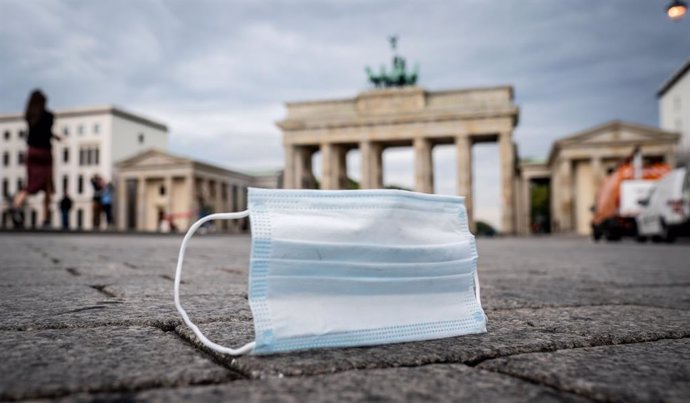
[516,121,679,235]
[0,106,168,229]
[278,86,520,233]
[115,149,281,232]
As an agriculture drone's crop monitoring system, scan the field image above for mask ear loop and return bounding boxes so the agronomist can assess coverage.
[473,270,483,310]
[174,210,255,356]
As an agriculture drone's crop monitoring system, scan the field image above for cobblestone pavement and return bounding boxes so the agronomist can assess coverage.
[0,233,689,402]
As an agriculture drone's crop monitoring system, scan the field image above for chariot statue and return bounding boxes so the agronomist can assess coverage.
[365,36,419,88]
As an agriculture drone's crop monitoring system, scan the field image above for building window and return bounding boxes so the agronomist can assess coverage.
[18,152,25,165]
[78,175,84,194]
[79,146,99,166]
[17,178,24,191]
[2,152,8,167]
[159,185,166,196]
[77,209,83,229]
[2,179,8,197]
[93,123,100,134]
[78,125,84,135]
[19,130,26,139]
[138,133,145,144]
[63,148,69,163]
[62,175,69,194]
[63,126,69,136]
[3,131,9,140]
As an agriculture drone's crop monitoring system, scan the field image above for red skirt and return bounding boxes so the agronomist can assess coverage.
[26,147,53,194]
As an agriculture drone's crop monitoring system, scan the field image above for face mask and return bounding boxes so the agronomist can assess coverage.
[174,188,486,355]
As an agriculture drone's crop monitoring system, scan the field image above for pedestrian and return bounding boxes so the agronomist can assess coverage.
[101,181,114,228]
[90,174,104,229]
[10,89,61,228]
[59,193,73,230]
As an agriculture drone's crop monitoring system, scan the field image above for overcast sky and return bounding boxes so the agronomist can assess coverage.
[1,0,689,228]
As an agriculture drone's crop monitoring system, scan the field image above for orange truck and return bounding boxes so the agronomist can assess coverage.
[591,162,671,241]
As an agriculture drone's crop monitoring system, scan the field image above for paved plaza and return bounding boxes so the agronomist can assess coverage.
[0,233,689,402]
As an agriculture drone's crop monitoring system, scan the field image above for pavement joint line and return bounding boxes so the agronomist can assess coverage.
[89,284,120,299]
[472,337,690,403]
[0,315,249,331]
[477,364,601,403]
[0,370,241,402]
[167,325,253,381]
[465,334,690,368]
[54,306,108,315]
[592,281,690,288]
[160,274,184,283]
[65,267,81,276]
[485,302,690,312]
[175,326,690,382]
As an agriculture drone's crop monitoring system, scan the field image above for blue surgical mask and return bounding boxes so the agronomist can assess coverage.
[174,188,486,355]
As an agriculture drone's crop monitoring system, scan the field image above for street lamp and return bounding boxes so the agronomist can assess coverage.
[667,0,688,20]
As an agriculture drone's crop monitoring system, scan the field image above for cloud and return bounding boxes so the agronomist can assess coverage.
[1,0,689,229]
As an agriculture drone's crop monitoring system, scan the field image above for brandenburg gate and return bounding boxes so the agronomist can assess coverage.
[277,85,520,233]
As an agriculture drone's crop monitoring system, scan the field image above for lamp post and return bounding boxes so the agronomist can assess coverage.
[667,0,688,20]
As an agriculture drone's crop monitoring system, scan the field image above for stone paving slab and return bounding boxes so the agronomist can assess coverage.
[478,338,690,403]
[0,326,238,401]
[478,238,690,286]
[175,305,690,379]
[0,283,251,331]
[2,233,689,402]
[481,277,690,310]
[34,364,591,403]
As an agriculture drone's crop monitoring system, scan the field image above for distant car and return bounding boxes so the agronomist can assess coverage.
[636,167,690,243]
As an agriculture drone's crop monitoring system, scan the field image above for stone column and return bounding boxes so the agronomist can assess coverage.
[455,135,473,231]
[295,146,316,189]
[336,145,348,189]
[283,145,297,189]
[136,176,146,231]
[522,177,531,235]
[116,175,127,231]
[499,132,515,234]
[591,156,603,191]
[324,144,350,190]
[558,158,573,232]
[185,172,195,231]
[360,141,384,189]
[320,143,337,190]
[214,179,222,216]
[165,175,174,216]
[414,138,433,193]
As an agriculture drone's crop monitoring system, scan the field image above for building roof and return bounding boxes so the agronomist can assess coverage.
[657,59,690,98]
[0,105,168,132]
[116,148,256,180]
[547,120,680,165]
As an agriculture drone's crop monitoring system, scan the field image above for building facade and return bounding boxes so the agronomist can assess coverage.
[659,59,690,165]
[0,106,168,229]
[115,149,281,232]
[516,121,679,235]
[278,86,520,233]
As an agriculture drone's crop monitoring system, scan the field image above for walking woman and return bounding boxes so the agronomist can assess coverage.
[11,90,60,228]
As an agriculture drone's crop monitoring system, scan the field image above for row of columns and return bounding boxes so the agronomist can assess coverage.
[284,132,517,233]
[550,152,674,234]
[116,174,248,232]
